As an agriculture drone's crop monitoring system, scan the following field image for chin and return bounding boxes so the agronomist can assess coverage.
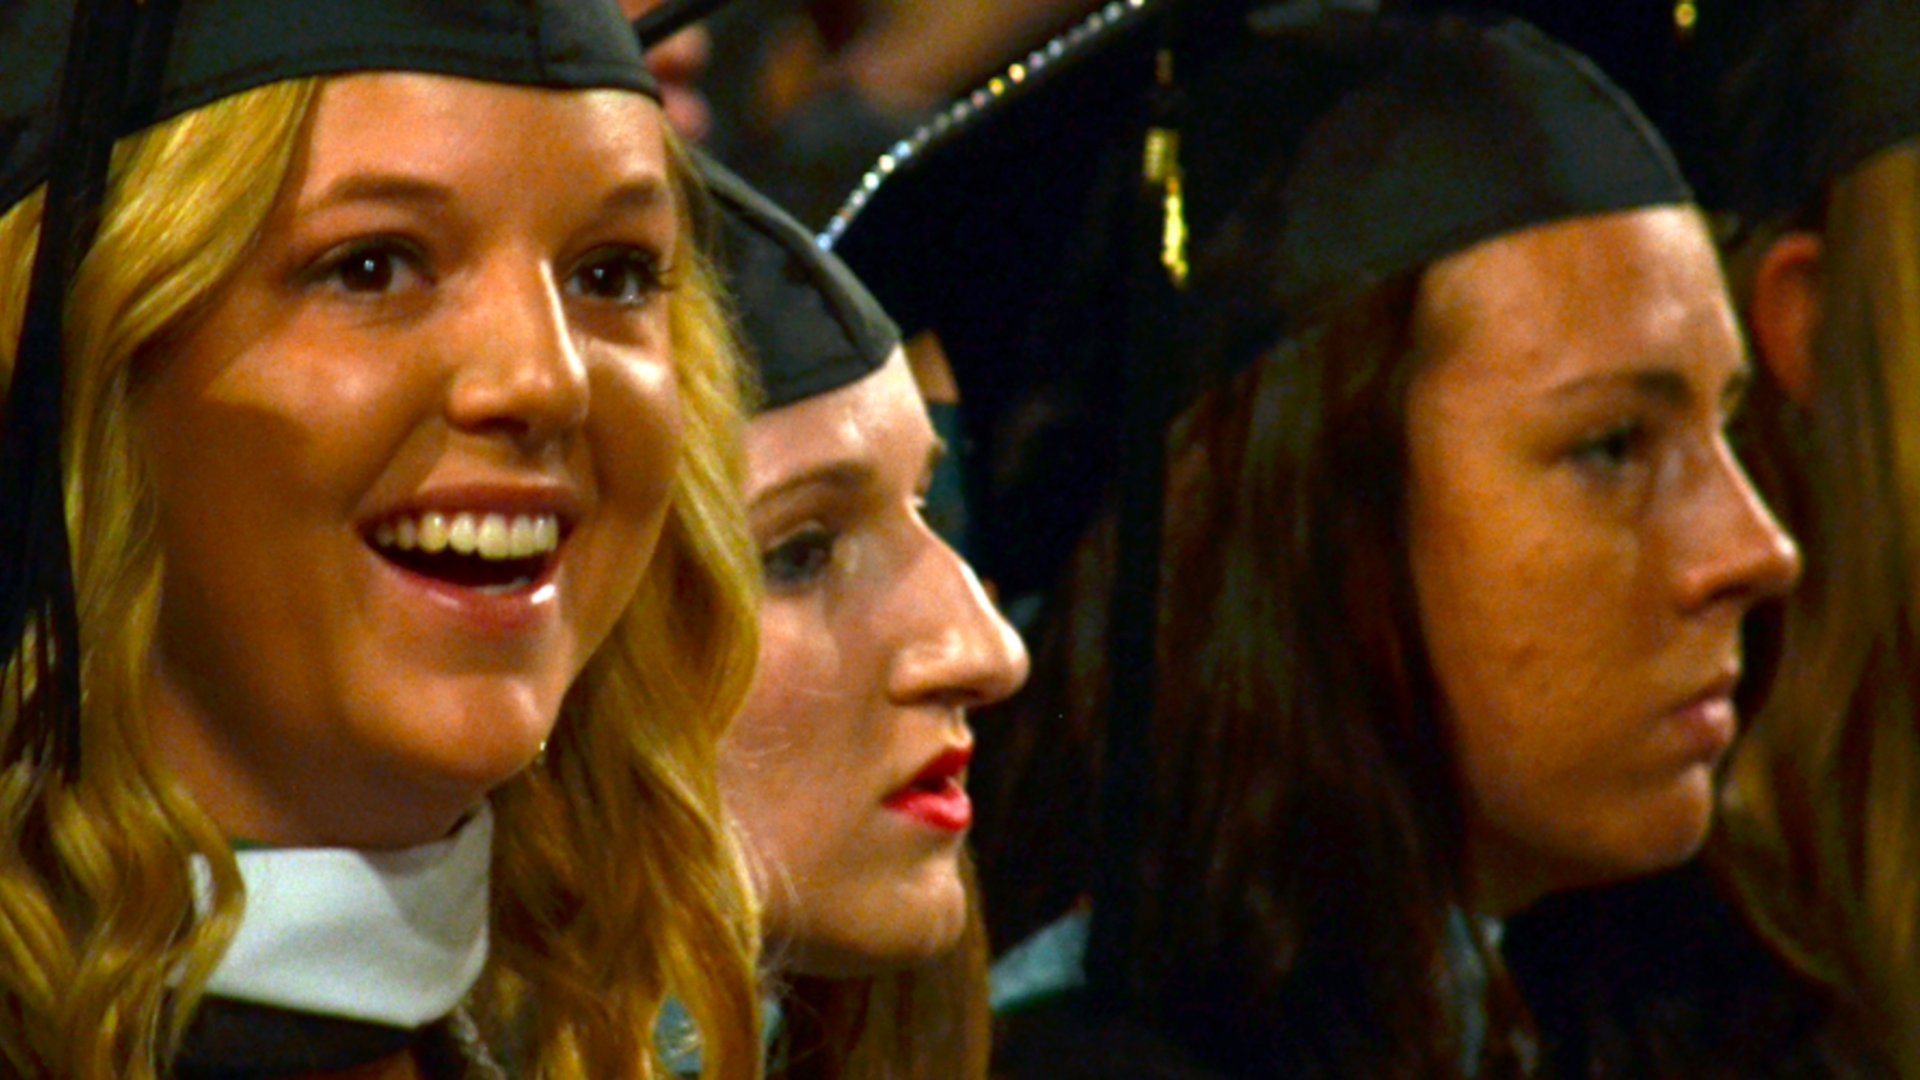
[777,884,969,979]
[1632,777,1718,868]
[1564,809,1716,901]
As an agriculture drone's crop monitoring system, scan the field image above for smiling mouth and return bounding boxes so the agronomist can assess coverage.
[367,511,562,594]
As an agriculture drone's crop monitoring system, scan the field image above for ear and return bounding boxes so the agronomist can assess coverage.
[904,330,960,405]
[1748,231,1823,405]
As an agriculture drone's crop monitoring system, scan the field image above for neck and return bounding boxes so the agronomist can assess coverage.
[1465,838,1557,919]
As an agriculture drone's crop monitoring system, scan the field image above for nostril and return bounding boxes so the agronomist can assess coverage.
[443,291,592,441]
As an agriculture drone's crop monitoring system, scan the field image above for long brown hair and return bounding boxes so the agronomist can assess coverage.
[973,265,1534,1078]
[1717,140,1920,1080]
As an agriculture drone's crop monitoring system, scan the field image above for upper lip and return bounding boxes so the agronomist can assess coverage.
[891,744,973,796]
[1673,670,1739,712]
[360,481,583,538]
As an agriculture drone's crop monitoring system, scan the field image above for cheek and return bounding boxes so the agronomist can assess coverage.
[1410,468,1633,824]
[573,354,685,641]
[138,348,405,647]
[723,615,860,871]
[587,351,684,528]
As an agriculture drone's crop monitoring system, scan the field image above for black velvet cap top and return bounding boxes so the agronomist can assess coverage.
[701,153,899,413]
[1205,10,1693,360]
[1703,0,1920,221]
[0,0,661,216]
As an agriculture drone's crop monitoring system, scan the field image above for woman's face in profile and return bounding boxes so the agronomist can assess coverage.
[730,351,1028,977]
[1403,205,1802,916]
[136,74,685,848]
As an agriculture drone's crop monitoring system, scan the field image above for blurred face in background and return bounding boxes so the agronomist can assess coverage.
[1404,206,1802,916]
[729,352,1028,976]
[621,0,713,140]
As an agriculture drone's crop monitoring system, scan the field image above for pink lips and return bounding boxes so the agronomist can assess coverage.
[1669,675,1739,759]
[883,746,973,833]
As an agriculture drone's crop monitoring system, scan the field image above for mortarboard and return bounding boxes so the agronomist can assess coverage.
[0,0,660,779]
[700,153,899,414]
[1695,0,1920,223]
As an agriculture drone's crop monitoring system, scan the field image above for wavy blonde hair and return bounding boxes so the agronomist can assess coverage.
[1719,142,1920,1079]
[0,78,763,1080]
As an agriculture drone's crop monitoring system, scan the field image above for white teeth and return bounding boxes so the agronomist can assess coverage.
[477,515,511,559]
[371,511,561,561]
[448,513,478,555]
[419,512,449,553]
[507,515,537,558]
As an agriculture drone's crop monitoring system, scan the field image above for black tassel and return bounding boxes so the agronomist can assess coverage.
[1,0,145,780]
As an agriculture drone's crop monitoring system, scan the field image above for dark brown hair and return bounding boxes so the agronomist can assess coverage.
[973,260,1536,1076]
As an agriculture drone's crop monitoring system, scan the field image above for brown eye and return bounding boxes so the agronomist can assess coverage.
[568,246,667,306]
[761,526,836,590]
[1569,420,1645,475]
[309,238,426,296]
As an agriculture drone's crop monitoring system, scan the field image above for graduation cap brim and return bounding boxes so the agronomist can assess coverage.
[700,152,900,413]
[1701,0,1920,222]
[1,0,661,217]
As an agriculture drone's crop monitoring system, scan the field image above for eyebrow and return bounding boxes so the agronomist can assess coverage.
[301,173,672,216]
[751,460,879,508]
[751,439,948,508]
[598,177,673,215]
[302,174,453,213]
[1548,365,1751,409]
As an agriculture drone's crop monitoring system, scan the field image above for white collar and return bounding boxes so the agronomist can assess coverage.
[194,805,494,1028]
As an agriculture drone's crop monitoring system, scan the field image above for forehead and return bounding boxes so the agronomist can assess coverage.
[297,72,669,196]
[1414,206,1740,390]
[744,351,927,492]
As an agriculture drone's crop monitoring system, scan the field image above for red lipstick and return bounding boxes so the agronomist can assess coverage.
[884,747,972,833]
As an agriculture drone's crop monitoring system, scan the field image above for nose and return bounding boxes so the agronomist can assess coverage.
[887,533,1031,710]
[443,264,590,446]
[1673,437,1803,612]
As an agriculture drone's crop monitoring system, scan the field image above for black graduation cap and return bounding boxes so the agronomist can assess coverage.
[1196,10,1692,362]
[699,153,899,413]
[1694,0,1920,223]
[827,0,1688,1012]
[1400,0,1713,187]
[825,0,1186,603]
[0,0,659,779]
[631,0,733,46]
[632,2,900,412]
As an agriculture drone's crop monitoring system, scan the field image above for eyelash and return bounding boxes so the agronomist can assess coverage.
[566,245,670,307]
[761,525,837,590]
[301,240,669,307]
[307,237,427,296]
[1569,420,1646,474]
